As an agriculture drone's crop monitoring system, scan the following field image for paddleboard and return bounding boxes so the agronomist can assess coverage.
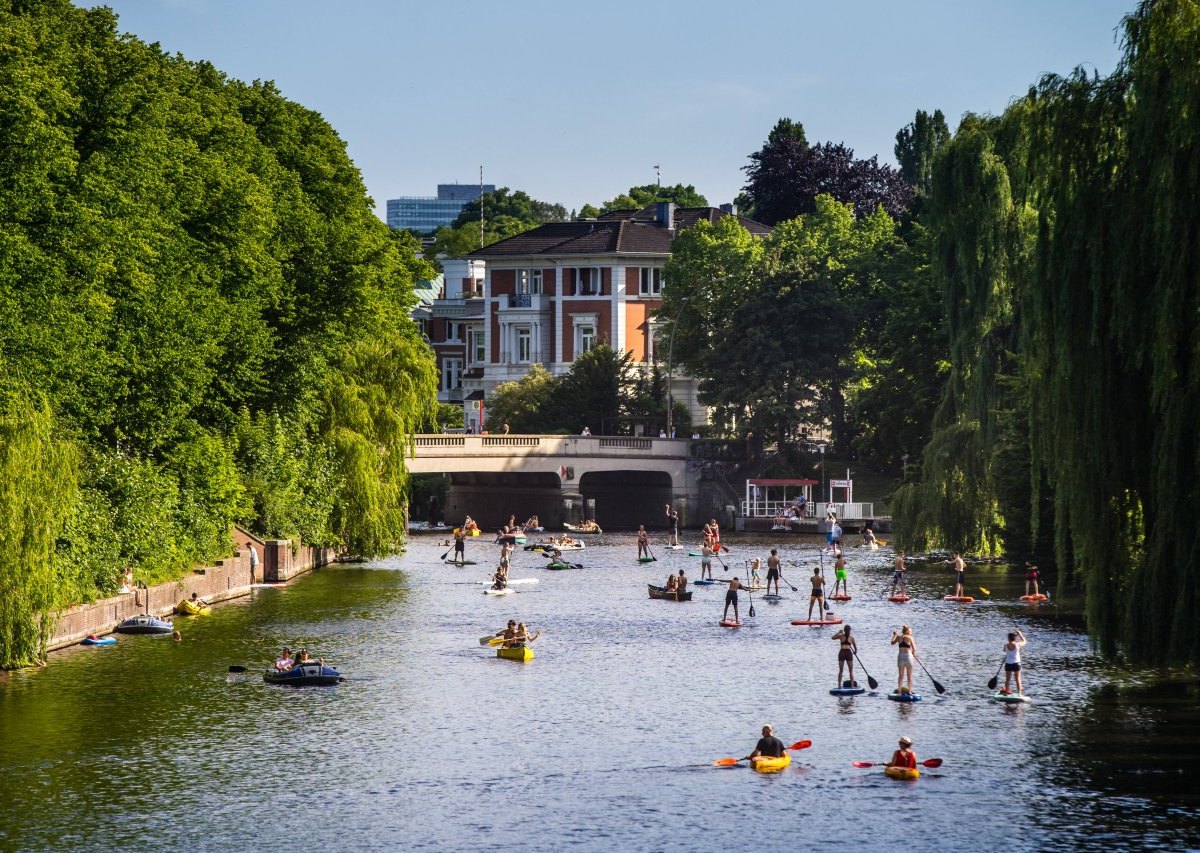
[943,595,975,603]
[483,587,514,596]
[1020,594,1048,602]
[761,594,785,602]
[693,579,717,585]
[791,618,843,626]
[478,578,538,586]
[888,595,911,603]
[830,685,866,696]
[637,556,656,563]
[992,692,1032,703]
[446,560,477,566]
[719,620,742,628]
[688,552,703,557]
[665,545,683,550]
[829,594,852,601]
[888,691,922,702]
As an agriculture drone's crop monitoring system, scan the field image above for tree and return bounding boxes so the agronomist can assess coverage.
[552,344,634,433]
[485,365,560,434]
[743,121,913,224]
[595,183,709,214]
[894,109,951,196]
[429,187,567,258]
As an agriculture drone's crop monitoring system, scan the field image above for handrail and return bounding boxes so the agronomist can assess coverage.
[482,436,540,447]
[415,436,466,446]
[598,437,653,449]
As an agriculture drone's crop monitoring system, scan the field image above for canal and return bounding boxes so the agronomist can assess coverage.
[2,534,1198,851]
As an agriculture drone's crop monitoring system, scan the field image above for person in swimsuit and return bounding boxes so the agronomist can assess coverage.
[806,567,826,621]
[665,504,680,547]
[887,736,917,770]
[891,625,916,693]
[833,624,857,687]
[723,576,742,623]
[747,724,785,761]
[494,620,516,643]
[749,558,762,588]
[499,540,513,568]
[676,568,688,595]
[949,551,966,598]
[275,647,294,672]
[832,550,848,597]
[1024,561,1040,597]
[766,549,781,596]
[891,551,907,597]
[665,573,678,593]
[862,527,877,547]
[637,525,650,559]
[1002,629,1027,694]
[491,563,508,590]
[700,540,714,581]
[511,623,539,648]
[453,527,466,562]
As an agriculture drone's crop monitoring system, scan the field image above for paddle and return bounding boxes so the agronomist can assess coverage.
[647,543,657,562]
[747,583,755,619]
[714,740,811,766]
[987,657,1006,691]
[440,545,454,560]
[914,655,946,694]
[852,650,880,690]
[776,573,800,593]
[818,551,831,611]
[852,758,943,769]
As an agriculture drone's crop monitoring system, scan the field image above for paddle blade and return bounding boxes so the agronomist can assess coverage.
[932,680,946,694]
[713,757,739,767]
[749,604,756,618]
[921,758,944,768]
[228,665,247,673]
[852,761,877,768]
[487,637,506,647]
[979,586,991,596]
[987,675,999,690]
[867,675,880,690]
[478,635,495,646]
[787,740,812,751]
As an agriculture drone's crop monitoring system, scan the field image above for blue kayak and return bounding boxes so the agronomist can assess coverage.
[81,636,117,647]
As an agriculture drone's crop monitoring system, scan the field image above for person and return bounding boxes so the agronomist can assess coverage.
[664,504,680,547]
[502,423,510,435]
[700,539,714,581]
[510,622,539,648]
[118,566,134,594]
[890,626,916,693]
[862,527,877,547]
[676,568,688,595]
[549,547,563,563]
[665,573,678,593]
[246,541,260,583]
[833,624,857,687]
[825,507,838,549]
[637,525,650,559]
[172,630,182,643]
[891,551,908,597]
[1002,629,1028,695]
[581,426,592,436]
[499,540,513,569]
[495,620,517,643]
[709,519,723,553]
[832,550,848,597]
[452,527,466,562]
[765,549,781,595]
[297,648,313,663]
[796,493,808,516]
[692,431,700,440]
[948,550,966,598]
[830,520,842,551]
[1024,560,1040,597]
[887,737,917,771]
[749,558,762,589]
[491,562,509,590]
[275,647,295,671]
[723,575,742,623]
[658,429,667,438]
[188,592,209,608]
[807,566,826,621]
[747,724,785,761]
[463,516,478,534]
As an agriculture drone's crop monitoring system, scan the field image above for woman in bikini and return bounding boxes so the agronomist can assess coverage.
[890,625,917,693]
[833,624,857,687]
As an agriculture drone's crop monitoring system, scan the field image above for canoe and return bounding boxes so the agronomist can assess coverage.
[791,618,843,626]
[546,561,583,570]
[750,752,791,774]
[884,766,920,780]
[263,661,343,686]
[175,599,211,616]
[496,646,534,662]
[648,584,693,601]
[829,594,852,602]
[888,691,922,702]
[719,620,742,628]
[81,635,117,647]
[888,595,910,603]
[943,595,975,603]
[115,615,174,635]
[830,685,866,696]
[563,522,603,534]
[1020,594,1048,602]
[992,692,1032,703]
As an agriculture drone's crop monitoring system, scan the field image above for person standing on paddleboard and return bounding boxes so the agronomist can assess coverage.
[665,504,680,547]
[833,550,849,597]
[766,549,781,596]
[833,624,857,687]
[700,539,715,581]
[1002,629,1028,695]
[453,527,466,562]
[891,626,917,694]
[891,551,908,597]
[806,567,826,621]
[637,525,650,559]
[723,575,742,624]
[949,551,966,598]
[1024,561,1040,597]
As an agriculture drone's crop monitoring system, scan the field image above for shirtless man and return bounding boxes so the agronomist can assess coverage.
[892,550,908,597]
[806,567,826,621]
[766,549,782,596]
[665,504,680,547]
[949,551,966,598]
[723,575,742,623]
[832,550,849,597]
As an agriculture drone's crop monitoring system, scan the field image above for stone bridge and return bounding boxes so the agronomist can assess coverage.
[407,434,703,530]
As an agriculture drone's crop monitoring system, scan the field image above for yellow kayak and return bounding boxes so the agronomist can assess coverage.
[750,752,791,774]
[496,646,533,662]
[175,599,211,616]
[884,766,920,780]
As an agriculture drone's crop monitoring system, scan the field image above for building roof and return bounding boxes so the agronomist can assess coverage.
[466,206,770,259]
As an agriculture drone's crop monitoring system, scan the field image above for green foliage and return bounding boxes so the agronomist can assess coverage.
[594,183,709,214]
[894,109,951,196]
[485,364,560,434]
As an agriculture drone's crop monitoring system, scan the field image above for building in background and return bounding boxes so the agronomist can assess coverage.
[387,183,496,234]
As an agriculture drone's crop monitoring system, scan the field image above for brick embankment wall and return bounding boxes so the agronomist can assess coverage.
[46,526,336,653]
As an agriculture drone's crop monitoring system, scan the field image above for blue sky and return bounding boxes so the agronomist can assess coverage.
[79,1,1134,220]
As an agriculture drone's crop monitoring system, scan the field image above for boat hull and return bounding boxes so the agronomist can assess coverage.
[496,646,534,662]
[751,753,791,774]
[115,616,174,635]
[175,599,211,616]
[647,584,692,601]
[885,766,920,780]
[263,662,344,686]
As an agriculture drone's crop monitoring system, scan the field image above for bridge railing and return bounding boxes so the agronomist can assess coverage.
[410,434,683,458]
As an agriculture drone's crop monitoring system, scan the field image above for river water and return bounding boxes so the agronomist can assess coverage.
[2,533,1198,852]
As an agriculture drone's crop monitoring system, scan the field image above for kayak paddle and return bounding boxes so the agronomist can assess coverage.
[914,655,946,694]
[852,650,880,691]
[714,740,812,766]
[852,758,943,769]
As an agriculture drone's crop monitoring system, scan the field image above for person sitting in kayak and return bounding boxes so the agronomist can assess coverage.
[676,568,688,595]
[765,549,781,596]
[509,622,540,648]
[806,567,826,621]
[637,525,650,559]
[665,573,678,593]
[1024,561,1040,597]
[494,620,517,644]
[188,592,209,608]
[723,576,742,623]
[832,551,848,598]
[275,647,295,671]
[891,626,917,693]
[887,736,917,770]
[1002,629,1028,695]
[747,724,785,761]
[891,551,908,597]
[833,625,857,687]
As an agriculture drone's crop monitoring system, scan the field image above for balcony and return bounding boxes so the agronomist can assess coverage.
[504,293,549,311]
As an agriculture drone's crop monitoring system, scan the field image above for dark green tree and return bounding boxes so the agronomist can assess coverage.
[894,109,951,196]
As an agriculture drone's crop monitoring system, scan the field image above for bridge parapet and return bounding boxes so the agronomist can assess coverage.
[411,434,688,460]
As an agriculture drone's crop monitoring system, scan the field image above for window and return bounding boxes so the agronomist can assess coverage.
[441,358,463,391]
[516,269,543,294]
[445,321,462,341]
[469,329,486,365]
[516,327,532,363]
[578,324,596,355]
[576,267,602,295]
[639,267,663,296]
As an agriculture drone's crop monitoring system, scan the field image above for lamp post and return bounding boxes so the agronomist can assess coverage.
[818,443,826,506]
[664,290,698,440]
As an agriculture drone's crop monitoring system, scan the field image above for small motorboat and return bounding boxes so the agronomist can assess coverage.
[115,615,174,635]
[647,583,693,602]
[263,661,344,687]
[563,522,602,534]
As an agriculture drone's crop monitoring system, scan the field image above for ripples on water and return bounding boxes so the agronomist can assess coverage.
[2,533,1199,851]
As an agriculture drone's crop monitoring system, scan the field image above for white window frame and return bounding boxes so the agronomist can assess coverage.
[578,324,596,355]
[575,267,602,296]
[445,321,462,342]
[468,328,486,365]
[441,357,464,391]
[639,267,663,297]
[516,269,543,295]
[516,327,532,363]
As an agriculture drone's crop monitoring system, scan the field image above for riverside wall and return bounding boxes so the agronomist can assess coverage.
[46,526,336,653]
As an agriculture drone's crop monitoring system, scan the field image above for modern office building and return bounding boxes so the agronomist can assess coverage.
[387,183,496,234]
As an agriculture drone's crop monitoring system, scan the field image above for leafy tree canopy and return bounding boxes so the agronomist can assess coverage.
[594,183,709,214]
[894,109,951,196]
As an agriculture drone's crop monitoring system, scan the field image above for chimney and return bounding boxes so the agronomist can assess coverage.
[655,201,675,230]
[720,202,738,216]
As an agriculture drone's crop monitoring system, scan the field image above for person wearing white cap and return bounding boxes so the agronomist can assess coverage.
[886,736,917,771]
